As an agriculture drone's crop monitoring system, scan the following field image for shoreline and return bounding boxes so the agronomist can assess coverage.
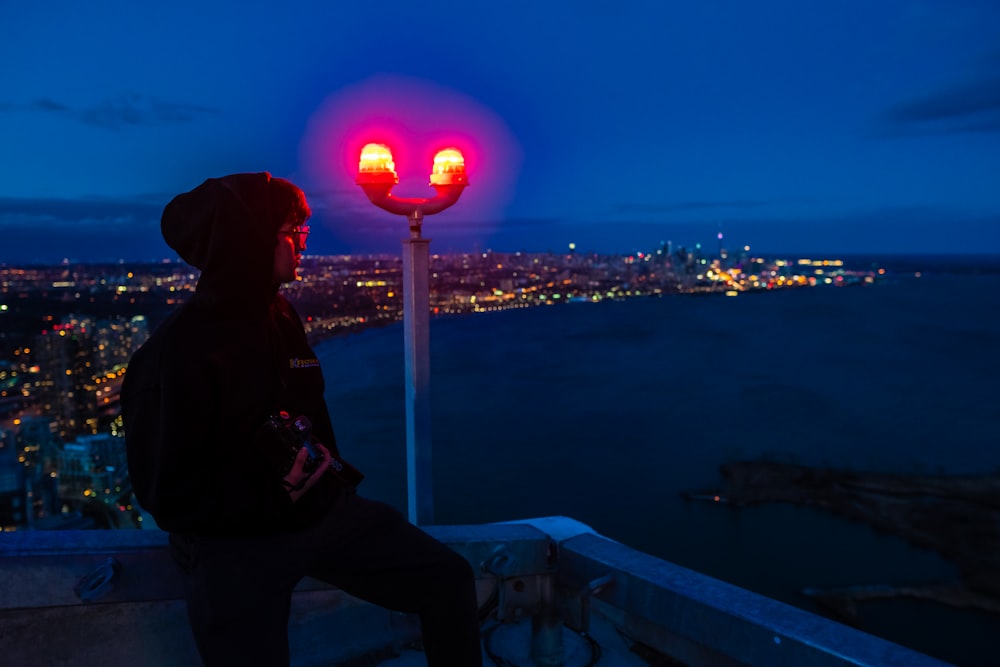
[300,280,879,348]
[683,461,1000,620]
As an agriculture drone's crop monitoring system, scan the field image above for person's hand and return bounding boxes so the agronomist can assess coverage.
[281,443,331,503]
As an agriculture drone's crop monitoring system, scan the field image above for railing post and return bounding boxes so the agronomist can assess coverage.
[530,574,564,666]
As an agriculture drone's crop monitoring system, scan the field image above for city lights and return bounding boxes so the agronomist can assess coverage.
[0,249,883,531]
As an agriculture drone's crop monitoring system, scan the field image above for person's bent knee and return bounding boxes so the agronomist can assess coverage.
[438,548,478,607]
[440,545,476,584]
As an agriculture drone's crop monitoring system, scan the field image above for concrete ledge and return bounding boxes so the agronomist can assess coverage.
[0,523,552,610]
[0,523,555,667]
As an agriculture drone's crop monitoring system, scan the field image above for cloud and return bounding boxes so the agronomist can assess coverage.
[32,98,71,112]
[3,195,997,263]
[0,194,167,227]
[2,92,219,130]
[611,200,777,215]
[0,195,176,264]
[877,76,1000,136]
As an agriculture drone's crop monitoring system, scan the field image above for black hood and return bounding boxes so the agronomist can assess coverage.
[161,172,292,310]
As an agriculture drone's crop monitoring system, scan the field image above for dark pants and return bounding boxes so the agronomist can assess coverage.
[169,492,483,666]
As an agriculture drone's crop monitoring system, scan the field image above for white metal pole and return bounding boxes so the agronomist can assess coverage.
[401,212,433,525]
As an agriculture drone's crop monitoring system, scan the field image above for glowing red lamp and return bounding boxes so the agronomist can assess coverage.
[429,148,466,186]
[357,143,398,185]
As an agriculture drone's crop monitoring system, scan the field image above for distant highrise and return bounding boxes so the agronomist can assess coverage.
[13,415,58,470]
[32,321,95,438]
[30,315,146,440]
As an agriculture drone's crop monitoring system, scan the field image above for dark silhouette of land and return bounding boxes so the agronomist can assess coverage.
[684,461,1000,620]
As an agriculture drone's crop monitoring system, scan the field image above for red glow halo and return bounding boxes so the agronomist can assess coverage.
[299,74,521,248]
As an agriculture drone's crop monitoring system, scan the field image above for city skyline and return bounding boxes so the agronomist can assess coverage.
[0,249,886,530]
[2,1,1000,263]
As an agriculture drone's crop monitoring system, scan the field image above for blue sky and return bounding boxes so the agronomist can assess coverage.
[1,0,999,263]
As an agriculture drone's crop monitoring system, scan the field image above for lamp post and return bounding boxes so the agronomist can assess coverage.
[356,143,468,525]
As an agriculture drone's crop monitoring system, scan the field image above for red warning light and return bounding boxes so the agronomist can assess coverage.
[357,143,398,184]
[430,148,466,186]
[355,142,468,220]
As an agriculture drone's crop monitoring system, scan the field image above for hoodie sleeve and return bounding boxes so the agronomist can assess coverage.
[122,317,292,534]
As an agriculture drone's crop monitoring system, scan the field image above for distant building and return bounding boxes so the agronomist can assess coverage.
[30,315,145,439]
[31,321,96,438]
[92,315,148,372]
[58,433,128,501]
[0,427,26,528]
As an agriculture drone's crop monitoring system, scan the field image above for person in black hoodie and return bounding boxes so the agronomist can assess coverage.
[121,173,482,666]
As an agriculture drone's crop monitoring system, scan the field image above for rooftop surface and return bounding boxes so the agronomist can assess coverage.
[0,517,956,666]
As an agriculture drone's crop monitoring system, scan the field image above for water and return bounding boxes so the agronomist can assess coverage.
[316,272,1000,666]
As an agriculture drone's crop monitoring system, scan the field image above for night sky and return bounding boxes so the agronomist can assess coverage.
[2,1,999,264]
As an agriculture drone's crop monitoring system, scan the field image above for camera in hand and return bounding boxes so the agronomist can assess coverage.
[263,411,364,488]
